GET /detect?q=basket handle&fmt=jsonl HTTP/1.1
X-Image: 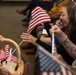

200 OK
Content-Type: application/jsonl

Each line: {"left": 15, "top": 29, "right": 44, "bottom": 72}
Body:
{"left": 1, "top": 37, "right": 21, "bottom": 64}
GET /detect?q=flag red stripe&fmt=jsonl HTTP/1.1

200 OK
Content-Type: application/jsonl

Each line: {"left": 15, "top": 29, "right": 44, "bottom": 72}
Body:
{"left": 32, "top": 11, "right": 49, "bottom": 19}
{"left": 27, "top": 6, "right": 51, "bottom": 33}
{"left": 65, "top": 68, "right": 73, "bottom": 75}
{"left": 28, "top": 17, "right": 50, "bottom": 29}
{"left": 32, "top": 6, "right": 44, "bottom": 14}
{"left": 27, "top": 19, "right": 50, "bottom": 33}
{"left": 0, "top": 49, "right": 6, "bottom": 60}
{"left": 30, "top": 16, "right": 51, "bottom": 24}
{"left": 28, "top": 19, "right": 50, "bottom": 30}
{"left": 28, "top": 18, "right": 50, "bottom": 28}
{"left": 32, "top": 15, "right": 50, "bottom": 22}
{"left": 5, "top": 45, "right": 9, "bottom": 58}
{"left": 32, "top": 7, "right": 50, "bottom": 20}
{"left": 40, "top": 72, "right": 63, "bottom": 75}
{"left": 32, "top": 12, "right": 48, "bottom": 19}
{"left": 11, "top": 55, "right": 17, "bottom": 62}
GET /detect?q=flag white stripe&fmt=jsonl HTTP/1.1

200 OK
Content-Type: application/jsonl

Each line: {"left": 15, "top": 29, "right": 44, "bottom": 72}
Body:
{"left": 32, "top": 6, "right": 44, "bottom": 13}
{"left": 27, "top": 20, "right": 49, "bottom": 33}
{"left": 32, "top": 11, "right": 49, "bottom": 19}
{"left": 28, "top": 17, "right": 50, "bottom": 28}
{"left": 27, "top": 19, "right": 50, "bottom": 33}
{"left": 32, "top": 8, "right": 47, "bottom": 15}
{"left": 32, "top": 12, "right": 48, "bottom": 18}
{"left": 31, "top": 16, "right": 50, "bottom": 23}
{"left": 68, "top": 70, "right": 73, "bottom": 75}
{"left": 43, "top": 72, "right": 47, "bottom": 75}
{"left": 49, "top": 72, "right": 54, "bottom": 75}
{"left": 28, "top": 18, "right": 50, "bottom": 28}
{"left": 61, "top": 65, "right": 72, "bottom": 75}
{"left": 56, "top": 72, "right": 62, "bottom": 75}
{"left": 32, "top": 15, "right": 50, "bottom": 22}
{"left": 5, "top": 45, "right": 9, "bottom": 58}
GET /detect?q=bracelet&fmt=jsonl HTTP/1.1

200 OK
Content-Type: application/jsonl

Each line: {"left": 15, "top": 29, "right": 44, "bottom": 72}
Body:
{"left": 61, "top": 35, "right": 67, "bottom": 43}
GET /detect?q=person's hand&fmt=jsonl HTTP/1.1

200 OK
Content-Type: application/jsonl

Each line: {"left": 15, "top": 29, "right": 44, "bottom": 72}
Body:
{"left": 0, "top": 35, "right": 4, "bottom": 42}
{"left": 52, "top": 53, "right": 67, "bottom": 65}
{"left": 0, "top": 67, "right": 12, "bottom": 75}
{"left": 21, "top": 33, "right": 37, "bottom": 43}
{"left": 49, "top": 25, "right": 64, "bottom": 37}
{"left": 55, "top": 19, "right": 64, "bottom": 28}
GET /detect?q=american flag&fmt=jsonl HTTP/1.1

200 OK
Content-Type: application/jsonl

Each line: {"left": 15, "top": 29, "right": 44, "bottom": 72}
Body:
{"left": 0, "top": 45, "right": 10, "bottom": 61}
{"left": 4, "top": 45, "right": 10, "bottom": 58}
{"left": 0, "top": 49, "right": 6, "bottom": 61}
{"left": 27, "top": 6, "right": 51, "bottom": 33}
{"left": 0, "top": 45, "right": 18, "bottom": 62}
{"left": 37, "top": 45, "right": 74, "bottom": 75}
{"left": 11, "top": 55, "right": 17, "bottom": 62}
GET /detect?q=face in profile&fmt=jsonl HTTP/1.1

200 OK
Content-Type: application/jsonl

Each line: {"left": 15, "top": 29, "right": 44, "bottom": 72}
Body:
{"left": 60, "top": 6, "right": 69, "bottom": 27}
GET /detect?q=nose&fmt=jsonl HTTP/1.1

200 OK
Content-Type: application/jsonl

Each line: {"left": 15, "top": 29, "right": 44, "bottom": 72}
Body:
{"left": 60, "top": 15, "right": 63, "bottom": 19}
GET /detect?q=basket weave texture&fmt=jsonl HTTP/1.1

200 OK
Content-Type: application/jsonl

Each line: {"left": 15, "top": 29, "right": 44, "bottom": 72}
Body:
{"left": 0, "top": 38, "right": 24, "bottom": 75}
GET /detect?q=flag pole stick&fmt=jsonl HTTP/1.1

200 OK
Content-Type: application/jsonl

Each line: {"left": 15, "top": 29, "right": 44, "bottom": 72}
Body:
{"left": 52, "top": 32, "right": 54, "bottom": 53}
{"left": 18, "top": 40, "right": 24, "bottom": 46}
{"left": 11, "top": 40, "right": 23, "bottom": 54}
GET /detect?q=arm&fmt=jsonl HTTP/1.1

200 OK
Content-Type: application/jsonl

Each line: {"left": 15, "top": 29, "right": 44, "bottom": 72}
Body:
{"left": 0, "top": 35, "right": 3, "bottom": 42}
{"left": 50, "top": 25, "right": 76, "bottom": 59}
{"left": 43, "top": 22, "right": 51, "bottom": 37}
{"left": 36, "top": 39, "right": 51, "bottom": 53}
{"left": 21, "top": 33, "right": 52, "bottom": 53}
{"left": 58, "top": 33, "right": 76, "bottom": 59}
{"left": 40, "top": 35, "right": 51, "bottom": 46}
{"left": 52, "top": 53, "right": 67, "bottom": 65}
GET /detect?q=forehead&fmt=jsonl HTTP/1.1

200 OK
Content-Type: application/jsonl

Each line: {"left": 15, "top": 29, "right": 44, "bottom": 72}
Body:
{"left": 61, "top": 6, "right": 67, "bottom": 14}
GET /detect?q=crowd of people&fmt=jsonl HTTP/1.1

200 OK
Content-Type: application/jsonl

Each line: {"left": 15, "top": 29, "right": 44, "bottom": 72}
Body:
{"left": 20, "top": 1, "right": 76, "bottom": 75}
{"left": 17, "top": 0, "right": 57, "bottom": 22}
{"left": 0, "top": 0, "right": 76, "bottom": 75}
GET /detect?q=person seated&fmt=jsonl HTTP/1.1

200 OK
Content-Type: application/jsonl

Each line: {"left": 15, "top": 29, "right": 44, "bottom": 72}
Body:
{"left": 16, "top": 0, "right": 57, "bottom": 24}
{"left": 36, "top": 25, "right": 52, "bottom": 46}
{"left": 48, "top": 0, "right": 70, "bottom": 22}
{"left": 21, "top": 1, "right": 76, "bottom": 66}
{"left": 35, "top": 0, "right": 70, "bottom": 45}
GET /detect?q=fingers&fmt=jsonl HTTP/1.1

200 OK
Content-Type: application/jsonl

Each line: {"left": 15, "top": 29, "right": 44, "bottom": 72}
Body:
{"left": 52, "top": 53, "right": 62, "bottom": 59}
{"left": 55, "top": 19, "right": 64, "bottom": 28}
{"left": 21, "top": 33, "right": 33, "bottom": 43}
{"left": 21, "top": 33, "right": 29, "bottom": 36}
{"left": 49, "top": 25, "right": 58, "bottom": 34}
{"left": 21, "top": 33, "right": 29, "bottom": 39}
{"left": 21, "top": 32, "right": 37, "bottom": 43}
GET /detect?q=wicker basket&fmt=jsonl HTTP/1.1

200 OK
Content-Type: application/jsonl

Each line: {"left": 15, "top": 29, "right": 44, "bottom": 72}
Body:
{"left": 1, "top": 37, "right": 24, "bottom": 75}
